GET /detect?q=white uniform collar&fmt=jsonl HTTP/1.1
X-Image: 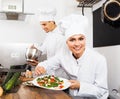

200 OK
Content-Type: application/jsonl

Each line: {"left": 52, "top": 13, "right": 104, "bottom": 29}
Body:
{"left": 69, "top": 48, "right": 87, "bottom": 63}
{"left": 48, "top": 26, "right": 63, "bottom": 35}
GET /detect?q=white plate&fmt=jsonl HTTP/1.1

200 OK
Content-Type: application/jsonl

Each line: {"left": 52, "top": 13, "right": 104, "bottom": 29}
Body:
{"left": 32, "top": 75, "right": 71, "bottom": 90}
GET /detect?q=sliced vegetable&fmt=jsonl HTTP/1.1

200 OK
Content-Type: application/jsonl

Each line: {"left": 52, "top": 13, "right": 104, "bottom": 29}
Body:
{"left": 37, "top": 75, "right": 64, "bottom": 89}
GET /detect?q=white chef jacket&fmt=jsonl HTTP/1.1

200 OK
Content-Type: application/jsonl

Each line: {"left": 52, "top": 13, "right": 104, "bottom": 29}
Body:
{"left": 39, "top": 27, "right": 65, "bottom": 59}
{"left": 38, "top": 47, "right": 109, "bottom": 99}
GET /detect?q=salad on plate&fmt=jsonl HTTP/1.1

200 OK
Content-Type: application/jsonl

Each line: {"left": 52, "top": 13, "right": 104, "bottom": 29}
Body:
{"left": 32, "top": 75, "right": 71, "bottom": 90}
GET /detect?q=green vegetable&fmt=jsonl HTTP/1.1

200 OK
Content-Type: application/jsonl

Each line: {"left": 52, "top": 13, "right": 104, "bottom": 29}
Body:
{"left": 1, "top": 72, "right": 14, "bottom": 87}
{"left": 37, "top": 75, "right": 63, "bottom": 88}
{"left": 3, "top": 72, "right": 21, "bottom": 92}
{"left": 14, "top": 79, "right": 22, "bottom": 86}
{"left": 1, "top": 66, "right": 15, "bottom": 87}
{"left": 50, "top": 82, "right": 58, "bottom": 87}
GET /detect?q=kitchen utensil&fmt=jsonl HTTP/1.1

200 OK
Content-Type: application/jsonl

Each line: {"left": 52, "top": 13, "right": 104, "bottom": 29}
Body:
{"left": 101, "top": 0, "right": 120, "bottom": 28}
{"left": 25, "top": 47, "right": 41, "bottom": 62}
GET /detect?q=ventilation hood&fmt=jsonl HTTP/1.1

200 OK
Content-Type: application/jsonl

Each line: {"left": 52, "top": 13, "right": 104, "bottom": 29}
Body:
{"left": 0, "top": 0, "right": 33, "bottom": 20}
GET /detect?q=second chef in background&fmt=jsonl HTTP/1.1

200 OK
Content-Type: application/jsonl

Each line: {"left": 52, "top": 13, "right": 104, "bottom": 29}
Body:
{"left": 27, "top": 8, "right": 65, "bottom": 75}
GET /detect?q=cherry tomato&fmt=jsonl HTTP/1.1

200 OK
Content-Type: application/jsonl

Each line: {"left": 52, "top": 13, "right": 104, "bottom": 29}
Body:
{"left": 59, "top": 85, "right": 64, "bottom": 89}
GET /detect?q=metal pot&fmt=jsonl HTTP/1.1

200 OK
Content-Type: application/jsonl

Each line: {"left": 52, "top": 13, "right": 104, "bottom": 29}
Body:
{"left": 102, "top": 0, "right": 120, "bottom": 28}
{"left": 103, "top": 0, "right": 120, "bottom": 21}
{"left": 25, "top": 47, "right": 42, "bottom": 62}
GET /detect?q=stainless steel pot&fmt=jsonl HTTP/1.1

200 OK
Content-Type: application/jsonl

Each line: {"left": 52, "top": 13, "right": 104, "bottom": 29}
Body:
{"left": 25, "top": 47, "right": 42, "bottom": 62}
{"left": 101, "top": 0, "right": 120, "bottom": 28}
{"left": 103, "top": 0, "right": 120, "bottom": 21}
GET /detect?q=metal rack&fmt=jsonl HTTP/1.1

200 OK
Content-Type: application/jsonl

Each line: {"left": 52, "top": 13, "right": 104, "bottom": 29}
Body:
{"left": 76, "top": 0, "right": 102, "bottom": 7}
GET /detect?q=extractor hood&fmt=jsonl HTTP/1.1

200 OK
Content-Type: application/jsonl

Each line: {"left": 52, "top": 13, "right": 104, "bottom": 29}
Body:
{"left": 0, "top": 0, "right": 33, "bottom": 20}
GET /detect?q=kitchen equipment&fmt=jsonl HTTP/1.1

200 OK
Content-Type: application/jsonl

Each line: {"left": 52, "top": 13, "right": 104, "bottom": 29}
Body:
{"left": 25, "top": 47, "right": 41, "bottom": 62}
{"left": 0, "top": 64, "right": 27, "bottom": 73}
{"left": 101, "top": 0, "right": 120, "bottom": 28}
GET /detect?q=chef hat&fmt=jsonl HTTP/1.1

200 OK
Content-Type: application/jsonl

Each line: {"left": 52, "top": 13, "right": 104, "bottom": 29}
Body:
{"left": 37, "top": 8, "right": 56, "bottom": 21}
{"left": 58, "top": 14, "right": 88, "bottom": 33}
{"left": 65, "top": 23, "right": 86, "bottom": 41}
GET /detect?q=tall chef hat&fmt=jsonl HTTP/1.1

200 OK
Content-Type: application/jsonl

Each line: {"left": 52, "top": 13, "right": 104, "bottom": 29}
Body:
{"left": 37, "top": 8, "right": 56, "bottom": 21}
{"left": 65, "top": 16, "right": 89, "bottom": 41}
{"left": 58, "top": 14, "right": 88, "bottom": 34}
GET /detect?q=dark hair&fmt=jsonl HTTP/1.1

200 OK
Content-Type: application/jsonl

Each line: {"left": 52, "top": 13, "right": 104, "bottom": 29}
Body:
{"left": 48, "top": 21, "right": 56, "bottom": 24}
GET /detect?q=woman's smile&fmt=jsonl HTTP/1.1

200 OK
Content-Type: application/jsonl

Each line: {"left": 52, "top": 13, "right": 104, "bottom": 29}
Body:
{"left": 66, "top": 34, "right": 86, "bottom": 58}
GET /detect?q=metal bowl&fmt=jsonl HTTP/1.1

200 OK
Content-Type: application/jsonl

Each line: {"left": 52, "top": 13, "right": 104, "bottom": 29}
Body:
{"left": 25, "top": 47, "right": 41, "bottom": 61}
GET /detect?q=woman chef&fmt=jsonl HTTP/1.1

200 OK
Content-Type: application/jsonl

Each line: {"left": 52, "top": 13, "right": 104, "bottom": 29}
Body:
{"left": 34, "top": 16, "right": 109, "bottom": 99}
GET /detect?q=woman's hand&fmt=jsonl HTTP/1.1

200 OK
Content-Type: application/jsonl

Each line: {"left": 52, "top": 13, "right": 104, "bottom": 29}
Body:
{"left": 69, "top": 80, "right": 80, "bottom": 89}
{"left": 35, "top": 66, "right": 46, "bottom": 75}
